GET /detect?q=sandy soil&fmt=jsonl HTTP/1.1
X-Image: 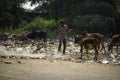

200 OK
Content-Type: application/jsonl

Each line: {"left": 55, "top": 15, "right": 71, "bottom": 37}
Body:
{"left": 0, "top": 58, "right": 120, "bottom": 80}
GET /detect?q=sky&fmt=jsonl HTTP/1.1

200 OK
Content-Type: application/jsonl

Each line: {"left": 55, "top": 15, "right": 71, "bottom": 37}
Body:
{"left": 21, "top": 1, "right": 39, "bottom": 10}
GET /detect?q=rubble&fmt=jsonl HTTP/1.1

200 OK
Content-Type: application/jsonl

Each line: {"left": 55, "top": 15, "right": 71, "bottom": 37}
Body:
{"left": 101, "top": 59, "right": 109, "bottom": 64}
{"left": 17, "top": 61, "right": 22, "bottom": 64}
{"left": 0, "top": 39, "right": 120, "bottom": 65}
{"left": 4, "top": 61, "right": 13, "bottom": 64}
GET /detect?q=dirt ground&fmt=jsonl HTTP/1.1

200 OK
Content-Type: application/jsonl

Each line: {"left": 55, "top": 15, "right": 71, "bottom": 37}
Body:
{"left": 0, "top": 58, "right": 120, "bottom": 80}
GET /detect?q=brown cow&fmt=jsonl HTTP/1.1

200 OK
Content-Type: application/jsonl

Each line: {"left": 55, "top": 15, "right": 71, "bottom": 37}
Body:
{"left": 74, "top": 32, "right": 106, "bottom": 54}
{"left": 80, "top": 36, "right": 100, "bottom": 61}
{"left": 84, "top": 33, "right": 106, "bottom": 53}
{"left": 108, "top": 34, "right": 120, "bottom": 53}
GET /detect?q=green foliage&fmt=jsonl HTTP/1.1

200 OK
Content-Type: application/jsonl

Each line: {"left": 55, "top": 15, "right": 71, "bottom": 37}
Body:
{"left": 115, "top": 0, "right": 120, "bottom": 12}
{"left": 0, "top": 0, "right": 26, "bottom": 29}
{"left": 0, "top": 0, "right": 120, "bottom": 37}
{"left": 24, "top": 17, "right": 57, "bottom": 38}
{"left": 66, "top": 15, "right": 115, "bottom": 35}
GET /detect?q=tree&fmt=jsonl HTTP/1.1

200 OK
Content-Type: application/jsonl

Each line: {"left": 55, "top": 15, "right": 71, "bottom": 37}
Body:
{"left": 28, "top": 0, "right": 120, "bottom": 35}
{"left": 0, "top": 0, "right": 26, "bottom": 29}
{"left": 29, "top": 0, "right": 83, "bottom": 20}
{"left": 29, "top": 0, "right": 120, "bottom": 19}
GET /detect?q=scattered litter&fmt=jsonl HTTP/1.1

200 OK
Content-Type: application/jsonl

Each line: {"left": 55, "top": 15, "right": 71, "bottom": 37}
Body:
{"left": 4, "top": 61, "right": 12, "bottom": 64}
{"left": 0, "top": 40, "right": 120, "bottom": 65}
{"left": 101, "top": 59, "right": 109, "bottom": 64}
{"left": 17, "top": 61, "right": 22, "bottom": 64}
{"left": 76, "top": 59, "right": 85, "bottom": 63}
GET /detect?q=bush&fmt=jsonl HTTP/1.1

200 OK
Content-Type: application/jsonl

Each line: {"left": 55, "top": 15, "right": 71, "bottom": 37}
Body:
{"left": 68, "top": 15, "right": 115, "bottom": 36}
{"left": 23, "top": 17, "right": 58, "bottom": 38}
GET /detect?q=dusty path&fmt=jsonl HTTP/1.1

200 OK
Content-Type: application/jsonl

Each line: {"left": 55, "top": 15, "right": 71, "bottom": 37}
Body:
{"left": 0, "top": 58, "right": 120, "bottom": 80}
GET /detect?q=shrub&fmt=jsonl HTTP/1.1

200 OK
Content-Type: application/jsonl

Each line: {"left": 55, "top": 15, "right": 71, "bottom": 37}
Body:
{"left": 24, "top": 17, "right": 58, "bottom": 38}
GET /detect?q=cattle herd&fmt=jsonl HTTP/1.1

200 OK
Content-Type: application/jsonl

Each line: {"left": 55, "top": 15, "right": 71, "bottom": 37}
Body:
{"left": 0, "top": 30, "right": 120, "bottom": 61}
{"left": 74, "top": 32, "right": 120, "bottom": 61}
{"left": 0, "top": 30, "right": 47, "bottom": 44}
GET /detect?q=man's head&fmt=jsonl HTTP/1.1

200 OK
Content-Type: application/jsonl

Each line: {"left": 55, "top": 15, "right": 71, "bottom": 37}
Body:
{"left": 82, "top": 31, "right": 87, "bottom": 35}
{"left": 60, "top": 21, "right": 64, "bottom": 24}
{"left": 59, "top": 21, "right": 64, "bottom": 27}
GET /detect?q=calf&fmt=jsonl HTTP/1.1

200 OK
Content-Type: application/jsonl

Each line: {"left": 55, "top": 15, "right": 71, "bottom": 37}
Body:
{"left": 80, "top": 37, "right": 100, "bottom": 61}
{"left": 74, "top": 33, "right": 106, "bottom": 53}
{"left": 87, "top": 33, "right": 106, "bottom": 53}
{"left": 27, "top": 30, "right": 47, "bottom": 43}
{"left": 108, "top": 34, "right": 120, "bottom": 53}
{"left": 74, "top": 34, "right": 81, "bottom": 44}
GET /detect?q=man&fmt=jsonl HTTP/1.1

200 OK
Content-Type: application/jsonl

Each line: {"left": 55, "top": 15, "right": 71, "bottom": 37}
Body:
{"left": 57, "top": 21, "right": 70, "bottom": 54}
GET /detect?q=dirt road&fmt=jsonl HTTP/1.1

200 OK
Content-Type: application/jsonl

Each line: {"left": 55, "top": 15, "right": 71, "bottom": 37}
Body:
{"left": 0, "top": 58, "right": 120, "bottom": 80}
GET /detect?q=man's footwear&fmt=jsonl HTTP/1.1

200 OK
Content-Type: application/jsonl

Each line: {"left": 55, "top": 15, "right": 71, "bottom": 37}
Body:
{"left": 63, "top": 52, "right": 65, "bottom": 55}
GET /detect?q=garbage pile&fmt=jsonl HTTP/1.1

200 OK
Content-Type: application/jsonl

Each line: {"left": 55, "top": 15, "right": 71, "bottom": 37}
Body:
{"left": 0, "top": 39, "right": 120, "bottom": 65}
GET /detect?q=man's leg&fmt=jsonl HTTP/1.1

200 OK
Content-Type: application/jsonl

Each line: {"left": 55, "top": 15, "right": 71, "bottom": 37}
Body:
{"left": 63, "top": 38, "right": 66, "bottom": 54}
{"left": 58, "top": 38, "right": 62, "bottom": 52}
